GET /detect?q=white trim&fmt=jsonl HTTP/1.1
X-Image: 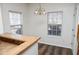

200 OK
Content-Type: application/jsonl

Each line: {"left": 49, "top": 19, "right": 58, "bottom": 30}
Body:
{"left": 72, "top": 3, "right": 78, "bottom": 55}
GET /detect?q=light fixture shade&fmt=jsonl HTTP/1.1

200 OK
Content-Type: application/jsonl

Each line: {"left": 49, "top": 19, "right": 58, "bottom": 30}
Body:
{"left": 34, "top": 4, "right": 46, "bottom": 15}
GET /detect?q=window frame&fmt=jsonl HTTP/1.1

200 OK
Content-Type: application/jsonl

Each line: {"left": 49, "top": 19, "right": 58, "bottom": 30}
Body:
{"left": 8, "top": 10, "right": 23, "bottom": 34}
{"left": 47, "top": 11, "right": 63, "bottom": 37}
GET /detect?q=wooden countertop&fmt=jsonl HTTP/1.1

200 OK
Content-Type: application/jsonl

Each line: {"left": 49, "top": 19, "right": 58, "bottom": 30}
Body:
{"left": 0, "top": 33, "right": 40, "bottom": 55}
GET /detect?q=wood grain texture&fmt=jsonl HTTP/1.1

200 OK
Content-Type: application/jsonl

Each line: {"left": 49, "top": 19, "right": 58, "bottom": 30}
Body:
{"left": 38, "top": 43, "right": 73, "bottom": 55}
{"left": 0, "top": 40, "right": 18, "bottom": 55}
{"left": 0, "top": 33, "right": 40, "bottom": 55}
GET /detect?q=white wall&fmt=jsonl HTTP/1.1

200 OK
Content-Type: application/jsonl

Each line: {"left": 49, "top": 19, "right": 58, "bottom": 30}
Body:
{"left": 0, "top": 4, "right": 3, "bottom": 34}
{"left": 1, "top": 3, "right": 28, "bottom": 33}
{"left": 1, "top": 3, "right": 76, "bottom": 49}
{"left": 23, "top": 3, "right": 75, "bottom": 48}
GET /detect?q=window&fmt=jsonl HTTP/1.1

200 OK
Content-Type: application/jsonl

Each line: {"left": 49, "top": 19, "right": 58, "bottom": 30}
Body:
{"left": 47, "top": 11, "right": 63, "bottom": 36}
{"left": 9, "top": 11, "right": 23, "bottom": 34}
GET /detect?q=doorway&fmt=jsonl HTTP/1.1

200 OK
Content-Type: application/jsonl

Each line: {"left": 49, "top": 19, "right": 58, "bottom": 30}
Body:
{"left": 76, "top": 5, "right": 79, "bottom": 54}
{"left": 77, "top": 24, "right": 79, "bottom": 54}
{"left": 77, "top": 13, "right": 79, "bottom": 54}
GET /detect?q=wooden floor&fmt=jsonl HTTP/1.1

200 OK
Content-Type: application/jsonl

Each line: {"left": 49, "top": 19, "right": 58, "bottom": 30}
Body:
{"left": 38, "top": 43, "right": 73, "bottom": 55}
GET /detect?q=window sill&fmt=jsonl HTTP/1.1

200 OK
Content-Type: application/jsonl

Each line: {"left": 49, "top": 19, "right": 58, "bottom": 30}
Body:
{"left": 48, "top": 35, "right": 61, "bottom": 38}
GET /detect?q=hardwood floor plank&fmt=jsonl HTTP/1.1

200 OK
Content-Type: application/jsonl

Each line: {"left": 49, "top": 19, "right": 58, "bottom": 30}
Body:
{"left": 38, "top": 43, "right": 73, "bottom": 55}
{"left": 45, "top": 46, "right": 53, "bottom": 55}
{"left": 38, "top": 44, "right": 48, "bottom": 55}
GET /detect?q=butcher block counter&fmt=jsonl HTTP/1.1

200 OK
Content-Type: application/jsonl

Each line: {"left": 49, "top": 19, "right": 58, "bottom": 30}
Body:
{"left": 0, "top": 33, "right": 40, "bottom": 55}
